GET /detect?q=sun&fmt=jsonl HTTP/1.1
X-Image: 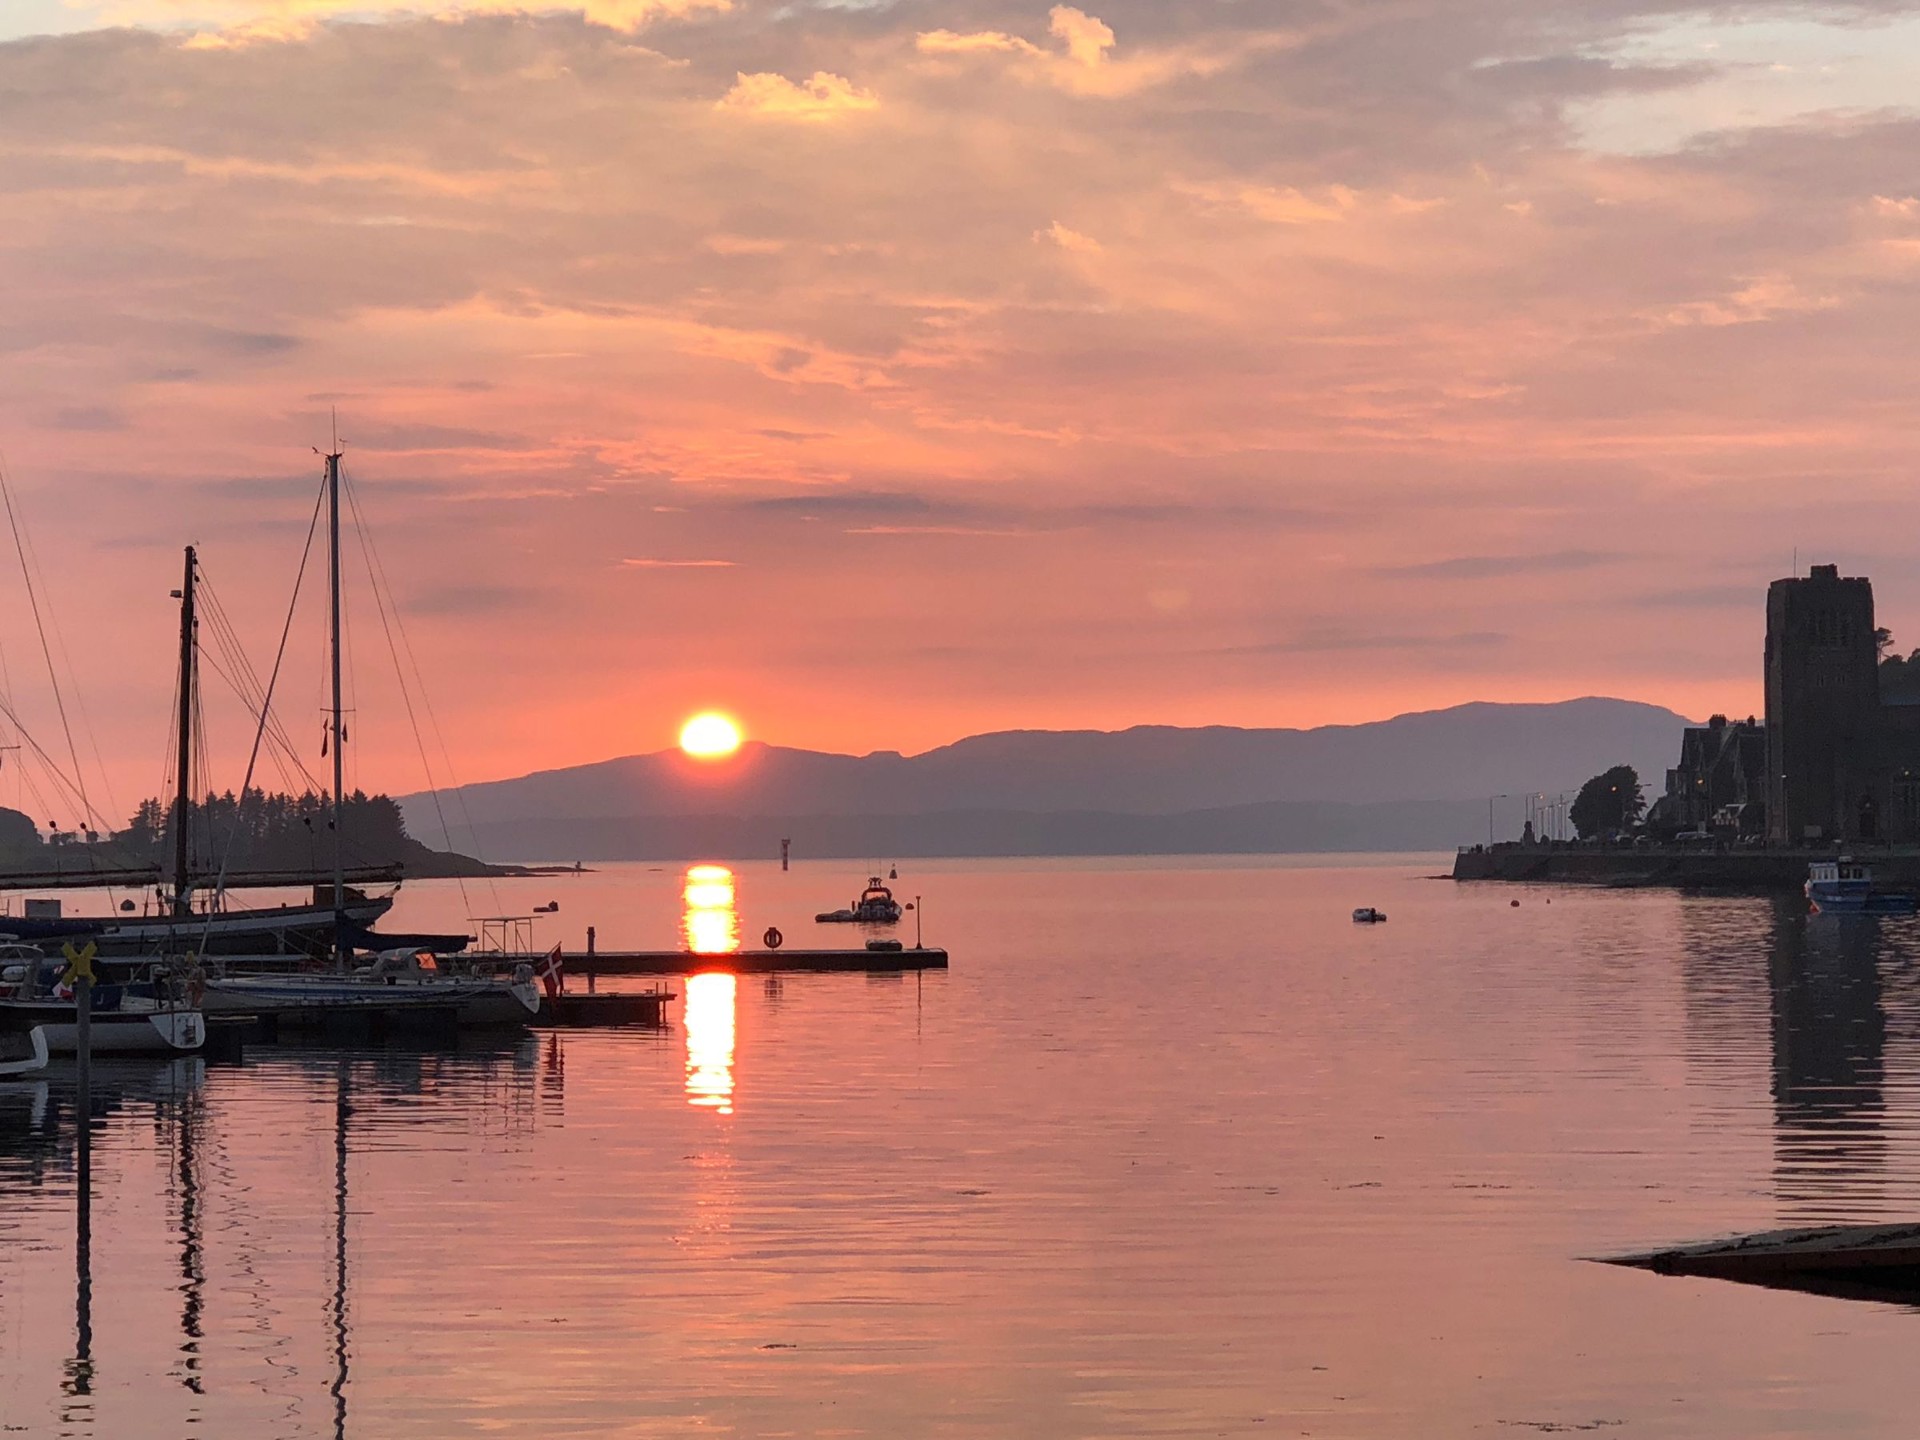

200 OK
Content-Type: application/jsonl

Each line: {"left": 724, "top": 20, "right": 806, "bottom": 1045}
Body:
{"left": 679, "top": 711, "right": 744, "bottom": 760}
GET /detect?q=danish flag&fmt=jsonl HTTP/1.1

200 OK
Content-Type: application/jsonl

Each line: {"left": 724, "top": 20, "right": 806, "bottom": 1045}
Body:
{"left": 537, "top": 944, "right": 565, "bottom": 999}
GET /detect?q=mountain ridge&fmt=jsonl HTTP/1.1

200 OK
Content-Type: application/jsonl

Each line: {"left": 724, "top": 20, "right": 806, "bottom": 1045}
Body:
{"left": 400, "top": 697, "right": 1695, "bottom": 857}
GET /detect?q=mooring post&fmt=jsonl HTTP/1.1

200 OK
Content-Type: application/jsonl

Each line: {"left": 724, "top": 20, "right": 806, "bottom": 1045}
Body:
{"left": 586, "top": 925, "right": 596, "bottom": 994}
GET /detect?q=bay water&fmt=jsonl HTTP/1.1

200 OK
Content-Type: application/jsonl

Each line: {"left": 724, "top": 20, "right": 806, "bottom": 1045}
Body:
{"left": 2, "top": 855, "right": 1918, "bottom": 1437}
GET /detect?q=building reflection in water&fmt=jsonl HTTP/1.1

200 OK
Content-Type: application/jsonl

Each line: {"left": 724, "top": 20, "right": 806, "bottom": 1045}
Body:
{"left": 1679, "top": 896, "right": 1898, "bottom": 1222}
{"left": 684, "top": 972, "right": 738, "bottom": 1115}
{"left": 1767, "top": 901, "right": 1888, "bottom": 1220}
{"left": 682, "top": 865, "right": 740, "bottom": 956}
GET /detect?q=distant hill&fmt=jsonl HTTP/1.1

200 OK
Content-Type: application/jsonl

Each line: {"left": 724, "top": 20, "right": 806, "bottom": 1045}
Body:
{"left": 399, "top": 698, "right": 1691, "bottom": 860}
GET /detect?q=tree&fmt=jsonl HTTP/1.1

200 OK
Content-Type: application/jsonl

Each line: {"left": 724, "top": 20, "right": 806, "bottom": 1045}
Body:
{"left": 1571, "top": 765, "right": 1645, "bottom": 840}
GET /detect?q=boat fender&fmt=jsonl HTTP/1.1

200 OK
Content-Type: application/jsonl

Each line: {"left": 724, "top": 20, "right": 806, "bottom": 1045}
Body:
{"left": 764, "top": 926, "right": 784, "bottom": 950}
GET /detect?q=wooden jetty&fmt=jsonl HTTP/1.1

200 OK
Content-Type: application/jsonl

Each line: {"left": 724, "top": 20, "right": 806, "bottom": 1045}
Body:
{"left": 1600, "top": 1223, "right": 1920, "bottom": 1303}
{"left": 576, "top": 946, "right": 948, "bottom": 977}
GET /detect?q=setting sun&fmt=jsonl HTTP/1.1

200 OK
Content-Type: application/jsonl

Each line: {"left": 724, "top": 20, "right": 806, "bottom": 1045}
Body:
{"left": 679, "top": 711, "right": 743, "bottom": 760}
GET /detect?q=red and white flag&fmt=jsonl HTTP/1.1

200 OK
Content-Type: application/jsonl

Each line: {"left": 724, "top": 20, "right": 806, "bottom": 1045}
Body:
{"left": 538, "top": 943, "right": 564, "bottom": 998}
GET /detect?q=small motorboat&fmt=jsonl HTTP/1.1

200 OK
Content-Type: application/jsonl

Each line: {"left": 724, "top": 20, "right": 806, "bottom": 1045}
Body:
{"left": 1351, "top": 907, "right": 1387, "bottom": 924}
{"left": 816, "top": 877, "right": 904, "bottom": 925}
{"left": 1806, "top": 858, "right": 1918, "bottom": 916}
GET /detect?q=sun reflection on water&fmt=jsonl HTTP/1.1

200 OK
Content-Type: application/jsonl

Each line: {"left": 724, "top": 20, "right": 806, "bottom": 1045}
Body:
{"left": 682, "top": 864, "right": 739, "bottom": 955}
{"left": 683, "top": 972, "right": 737, "bottom": 1114}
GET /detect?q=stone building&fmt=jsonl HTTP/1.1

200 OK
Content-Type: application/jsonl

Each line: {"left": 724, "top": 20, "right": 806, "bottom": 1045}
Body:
{"left": 1650, "top": 714, "right": 1765, "bottom": 836}
{"left": 1765, "top": 564, "right": 1920, "bottom": 844}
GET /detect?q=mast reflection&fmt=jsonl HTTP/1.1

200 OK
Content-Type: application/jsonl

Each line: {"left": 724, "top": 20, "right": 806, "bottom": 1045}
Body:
{"left": 177, "top": 1088, "right": 205, "bottom": 1395}
{"left": 684, "top": 973, "right": 738, "bottom": 1114}
{"left": 331, "top": 1059, "right": 352, "bottom": 1440}
{"left": 682, "top": 865, "right": 740, "bottom": 955}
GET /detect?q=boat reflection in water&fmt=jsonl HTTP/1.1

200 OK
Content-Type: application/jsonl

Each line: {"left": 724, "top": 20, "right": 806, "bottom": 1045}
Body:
{"left": 684, "top": 973, "right": 737, "bottom": 1114}
{"left": 681, "top": 865, "right": 739, "bottom": 957}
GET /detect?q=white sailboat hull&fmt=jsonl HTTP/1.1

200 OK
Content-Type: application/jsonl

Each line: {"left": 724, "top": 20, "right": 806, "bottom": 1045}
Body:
{"left": 5, "top": 1005, "right": 205, "bottom": 1054}
{"left": 0, "top": 1025, "right": 48, "bottom": 1076}
{"left": 205, "top": 973, "right": 539, "bottom": 1026}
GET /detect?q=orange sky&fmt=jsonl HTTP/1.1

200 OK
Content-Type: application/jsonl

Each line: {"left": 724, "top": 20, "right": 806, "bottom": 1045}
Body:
{"left": 4, "top": 0, "right": 1920, "bottom": 819}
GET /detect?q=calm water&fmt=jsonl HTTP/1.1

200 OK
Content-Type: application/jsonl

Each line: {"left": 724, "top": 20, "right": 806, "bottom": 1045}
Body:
{"left": 5, "top": 855, "right": 1920, "bottom": 1437}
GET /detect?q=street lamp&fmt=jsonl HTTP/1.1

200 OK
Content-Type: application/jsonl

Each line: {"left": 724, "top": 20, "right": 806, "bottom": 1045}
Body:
{"left": 1489, "top": 793, "right": 1508, "bottom": 846}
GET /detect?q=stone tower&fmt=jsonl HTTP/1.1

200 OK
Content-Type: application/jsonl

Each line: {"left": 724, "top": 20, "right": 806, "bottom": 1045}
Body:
{"left": 1765, "top": 565, "right": 1880, "bottom": 844}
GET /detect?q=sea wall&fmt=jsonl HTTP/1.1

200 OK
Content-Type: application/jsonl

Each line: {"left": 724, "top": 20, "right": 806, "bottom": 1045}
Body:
{"left": 1452, "top": 844, "right": 1920, "bottom": 890}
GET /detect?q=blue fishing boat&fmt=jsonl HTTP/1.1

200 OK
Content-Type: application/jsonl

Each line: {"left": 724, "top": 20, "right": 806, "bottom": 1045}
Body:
{"left": 1805, "top": 858, "right": 1918, "bottom": 915}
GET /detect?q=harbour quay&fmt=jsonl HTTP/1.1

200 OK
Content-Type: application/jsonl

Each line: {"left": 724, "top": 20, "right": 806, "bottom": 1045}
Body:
{"left": 1451, "top": 842, "right": 1920, "bottom": 891}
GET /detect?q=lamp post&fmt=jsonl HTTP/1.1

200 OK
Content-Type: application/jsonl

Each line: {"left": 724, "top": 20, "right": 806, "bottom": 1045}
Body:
{"left": 1488, "top": 793, "right": 1508, "bottom": 846}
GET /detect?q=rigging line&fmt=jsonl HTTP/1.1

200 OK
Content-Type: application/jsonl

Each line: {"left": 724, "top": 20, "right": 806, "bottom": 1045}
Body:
{"left": 196, "top": 471, "right": 327, "bottom": 953}
{"left": 195, "top": 593, "right": 321, "bottom": 793}
{"left": 341, "top": 471, "right": 495, "bottom": 909}
{"left": 0, "top": 464, "right": 92, "bottom": 830}
{"left": 195, "top": 569, "right": 325, "bottom": 794}
{"left": 198, "top": 649, "right": 318, "bottom": 797}
{"left": 340, "top": 470, "right": 478, "bottom": 915}
{"left": 4, "top": 466, "right": 120, "bottom": 831}
{"left": 0, "top": 693, "right": 108, "bottom": 825}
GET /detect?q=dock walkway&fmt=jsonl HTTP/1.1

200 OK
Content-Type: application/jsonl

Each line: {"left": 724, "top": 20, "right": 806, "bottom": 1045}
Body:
{"left": 578, "top": 946, "right": 948, "bottom": 976}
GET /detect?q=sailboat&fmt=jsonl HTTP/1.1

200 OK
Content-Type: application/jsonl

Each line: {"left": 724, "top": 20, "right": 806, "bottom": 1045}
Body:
{"left": 0, "top": 545, "right": 395, "bottom": 957}
{"left": 201, "top": 448, "right": 537, "bottom": 1027}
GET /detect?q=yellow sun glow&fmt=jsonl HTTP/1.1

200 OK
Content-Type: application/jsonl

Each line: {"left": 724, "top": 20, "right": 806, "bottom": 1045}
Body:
{"left": 679, "top": 711, "right": 743, "bottom": 759}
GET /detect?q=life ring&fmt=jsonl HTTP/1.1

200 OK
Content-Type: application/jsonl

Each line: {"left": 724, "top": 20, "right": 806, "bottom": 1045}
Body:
{"left": 763, "top": 926, "right": 784, "bottom": 950}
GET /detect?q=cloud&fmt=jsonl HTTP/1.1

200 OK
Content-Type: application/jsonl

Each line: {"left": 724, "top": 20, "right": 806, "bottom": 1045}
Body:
{"left": 98, "top": 0, "right": 728, "bottom": 43}
{"left": 1374, "top": 550, "right": 1620, "bottom": 580}
{"left": 914, "top": 29, "right": 1041, "bottom": 60}
{"left": 844, "top": 524, "right": 1033, "bottom": 537}
{"left": 1036, "top": 220, "right": 1101, "bottom": 253}
{"left": 1221, "top": 630, "right": 1510, "bottom": 655}
{"left": 1048, "top": 6, "right": 1114, "bottom": 69}
{"left": 716, "top": 70, "right": 878, "bottom": 120}
{"left": 746, "top": 491, "right": 943, "bottom": 516}
{"left": 404, "top": 581, "right": 548, "bottom": 615}
{"left": 1651, "top": 273, "right": 1840, "bottom": 329}
{"left": 620, "top": 557, "right": 738, "bottom": 568}
{"left": 48, "top": 405, "right": 130, "bottom": 432}
{"left": 915, "top": 5, "right": 1260, "bottom": 96}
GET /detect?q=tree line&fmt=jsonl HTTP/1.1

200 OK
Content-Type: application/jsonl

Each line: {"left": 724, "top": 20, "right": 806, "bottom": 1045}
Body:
{"left": 117, "top": 788, "right": 415, "bottom": 871}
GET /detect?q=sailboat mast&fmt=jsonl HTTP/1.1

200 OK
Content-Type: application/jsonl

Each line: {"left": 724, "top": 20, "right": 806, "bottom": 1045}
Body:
{"left": 171, "top": 545, "right": 196, "bottom": 919}
{"left": 326, "top": 449, "right": 346, "bottom": 968}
